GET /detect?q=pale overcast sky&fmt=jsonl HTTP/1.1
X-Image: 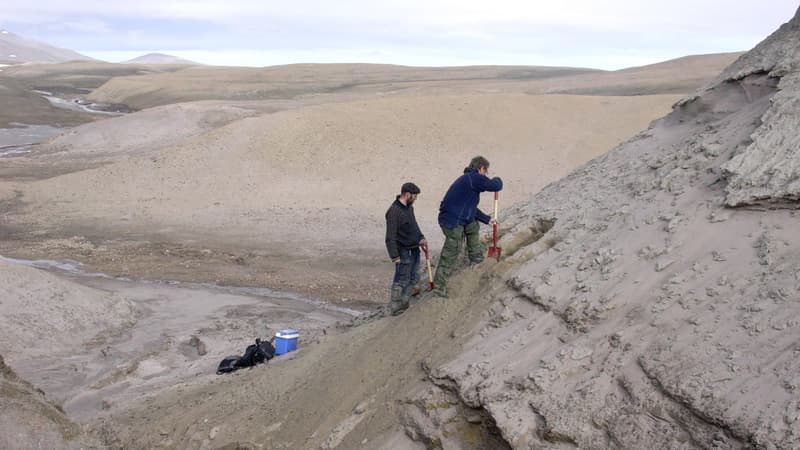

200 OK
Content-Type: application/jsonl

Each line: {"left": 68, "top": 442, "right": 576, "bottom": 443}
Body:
{"left": 3, "top": 1, "right": 798, "bottom": 69}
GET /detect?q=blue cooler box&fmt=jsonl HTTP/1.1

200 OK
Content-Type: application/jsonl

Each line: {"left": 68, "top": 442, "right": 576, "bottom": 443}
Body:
{"left": 274, "top": 329, "right": 300, "bottom": 355}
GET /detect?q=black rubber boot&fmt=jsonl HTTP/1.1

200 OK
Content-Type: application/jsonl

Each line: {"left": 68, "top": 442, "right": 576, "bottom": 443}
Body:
{"left": 389, "top": 284, "right": 408, "bottom": 316}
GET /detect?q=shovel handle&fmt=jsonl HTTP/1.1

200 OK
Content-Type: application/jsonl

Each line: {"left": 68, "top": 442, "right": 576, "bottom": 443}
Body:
{"left": 423, "top": 245, "right": 435, "bottom": 289}
{"left": 488, "top": 192, "right": 501, "bottom": 261}
{"left": 493, "top": 191, "right": 499, "bottom": 220}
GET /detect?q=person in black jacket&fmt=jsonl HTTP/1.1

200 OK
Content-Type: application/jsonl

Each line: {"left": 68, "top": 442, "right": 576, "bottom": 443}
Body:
{"left": 385, "top": 182, "right": 427, "bottom": 316}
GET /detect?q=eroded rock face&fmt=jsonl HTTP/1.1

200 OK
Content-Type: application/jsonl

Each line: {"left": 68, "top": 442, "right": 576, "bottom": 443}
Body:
{"left": 722, "top": 71, "right": 800, "bottom": 206}
{"left": 718, "top": 6, "right": 800, "bottom": 207}
{"left": 413, "top": 8, "right": 800, "bottom": 449}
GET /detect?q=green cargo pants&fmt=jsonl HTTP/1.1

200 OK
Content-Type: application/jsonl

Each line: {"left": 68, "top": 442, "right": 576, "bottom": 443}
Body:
{"left": 432, "top": 220, "right": 483, "bottom": 297}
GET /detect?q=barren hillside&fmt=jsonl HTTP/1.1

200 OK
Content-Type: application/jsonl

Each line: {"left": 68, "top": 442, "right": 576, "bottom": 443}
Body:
{"left": 0, "top": 260, "right": 131, "bottom": 449}
{"left": 0, "top": 19, "right": 784, "bottom": 450}
{"left": 0, "top": 61, "right": 193, "bottom": 127}
{"left": 543, "top": 52, "right": 746, "bottom": 95}
{"left": 3, "top": 92, "right": 680, "bottom": 304}
{"left": 83, "top": 55, "right": 741, "bottom": 112}
{"left": 85, "top": 7, "right": 800, "bottom": 449}
{"left": 1, "top": 354, "right": 94, "bottom": 450}
{"left": 405, "top": 9, "right": 800, "bottom": 448}
{"left": 86, "top": 64, "right": 601, "bottom": 110}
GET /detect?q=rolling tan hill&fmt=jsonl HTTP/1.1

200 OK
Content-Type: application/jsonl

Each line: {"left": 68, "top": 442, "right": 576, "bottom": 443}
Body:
{"left": 123, "top": 52, "right": 202, "bottom": 65}
{"left": 7, "top": 92, "right": 681, "bottom": 303}
{"left": 0, "top": 61, "right": 193, "bottom": 127}
{"left": 542, "top": 51, "right": 746, "bottom": 95}
{"left": 83, "top": 54, "right": 741, "bottom": 111}
{"left": 86, "top": 63, "right": 602, "bottom": 110}
{"left": 1, "top": 52, "right": 742, "bottom": 303}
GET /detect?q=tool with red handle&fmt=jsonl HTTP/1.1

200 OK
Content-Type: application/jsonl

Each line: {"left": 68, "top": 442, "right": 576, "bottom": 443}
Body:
{"left": 422, "top": 243, "right": 435, "bottom": 290}
{"left": 487, "top": 192, "right": 501, "bottom": 261}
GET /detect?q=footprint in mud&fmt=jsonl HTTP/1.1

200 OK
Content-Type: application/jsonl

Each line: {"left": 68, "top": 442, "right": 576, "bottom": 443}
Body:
{"left": 178, "top": 335, "right": 208, "bottom": 360}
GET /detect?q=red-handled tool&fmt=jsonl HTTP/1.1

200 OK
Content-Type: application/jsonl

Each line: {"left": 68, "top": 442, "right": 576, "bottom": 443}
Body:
{"left": 487, "top": 192, "right": 501, "bottom": 261}
{"left": 422, "top": 244, "right": 435, "bottom": 290}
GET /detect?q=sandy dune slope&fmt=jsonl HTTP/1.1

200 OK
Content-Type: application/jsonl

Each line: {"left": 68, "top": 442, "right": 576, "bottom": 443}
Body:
{"left": 0, "top": 260, "right": 137, "bottom": 362}
{"left": 42, "top": 101, "right": 260, "bottom": 159}
{"left": 17, "top": 93, "right": 680, "bottom": 273}
{"left": 1, "top": 355, "right": 95, "bottom": 450}
{"left": 0, "top": 260, "right": 133, "bottom": 448}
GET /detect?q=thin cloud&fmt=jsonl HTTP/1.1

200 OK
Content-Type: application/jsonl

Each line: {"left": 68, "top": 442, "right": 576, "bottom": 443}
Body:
{"left": 3, "top": 1, "right": 798, "bottom": 69}
{"left": 60, "top": 19, "right": 112, "bottom": 34}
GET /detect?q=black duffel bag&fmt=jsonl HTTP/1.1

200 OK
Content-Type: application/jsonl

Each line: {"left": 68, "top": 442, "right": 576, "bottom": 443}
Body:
{"left": 216, "top": 338, "right": 276, "bottom": 375}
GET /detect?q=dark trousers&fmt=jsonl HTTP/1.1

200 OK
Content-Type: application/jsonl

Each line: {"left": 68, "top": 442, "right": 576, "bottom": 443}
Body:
{"left": 390, "top": 247, "right": 420, "bottom": 313}
{"left": 433, "top": 220, "right": 483, "bottom": 297}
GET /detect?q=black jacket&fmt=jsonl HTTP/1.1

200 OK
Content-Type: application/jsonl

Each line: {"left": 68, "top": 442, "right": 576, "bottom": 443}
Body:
{"left": 385, "top": 197, "right": 425, "bottom": 260}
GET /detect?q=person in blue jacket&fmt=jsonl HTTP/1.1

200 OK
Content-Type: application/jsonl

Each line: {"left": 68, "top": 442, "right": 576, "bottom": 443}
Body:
{"left": 433, "top": 156, "right": 503, "bottom": 298}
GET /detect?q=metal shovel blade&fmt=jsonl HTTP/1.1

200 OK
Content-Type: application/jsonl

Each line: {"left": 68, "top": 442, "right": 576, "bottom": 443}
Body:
{"left": 487, "top": 245, "right": 501, "bottom": 261}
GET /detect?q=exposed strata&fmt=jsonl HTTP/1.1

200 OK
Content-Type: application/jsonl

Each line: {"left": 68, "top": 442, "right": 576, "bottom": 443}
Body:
{"left": 716, "top": 6, "right": 800, "bottom": 207}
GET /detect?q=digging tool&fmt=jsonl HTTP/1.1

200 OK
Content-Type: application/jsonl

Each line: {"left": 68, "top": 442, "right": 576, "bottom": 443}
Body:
{"left": 422, "top": 243, "right": 435, "bottom": 290}
{"left": 487, "top": 192, "right": 501, "bottom": 261}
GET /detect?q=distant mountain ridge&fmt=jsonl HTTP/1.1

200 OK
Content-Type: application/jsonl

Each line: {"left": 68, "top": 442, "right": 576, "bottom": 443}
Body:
{"left": 123, "top": 53, "right": 202, "bottom": 65}
{"left": 0, "top": 30, "right": 91, "bottom": 64}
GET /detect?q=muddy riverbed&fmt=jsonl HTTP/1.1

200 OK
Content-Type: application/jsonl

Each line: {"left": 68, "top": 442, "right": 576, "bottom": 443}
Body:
{"left": 1, "top": 256, "right": 361, "bottom": 423}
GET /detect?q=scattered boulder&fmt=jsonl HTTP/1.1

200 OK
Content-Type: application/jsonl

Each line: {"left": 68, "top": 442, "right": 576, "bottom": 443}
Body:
{"left": 179, "top": 335, "right": 208, "bottom": 359}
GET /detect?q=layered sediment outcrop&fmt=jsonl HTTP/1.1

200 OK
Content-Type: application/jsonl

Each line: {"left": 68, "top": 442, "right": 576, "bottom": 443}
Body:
{"left": 718, "top": 8, "right": 800, "bottom": 206}
{"left": 409, "top": 7, "right": 800, "bottom": 449}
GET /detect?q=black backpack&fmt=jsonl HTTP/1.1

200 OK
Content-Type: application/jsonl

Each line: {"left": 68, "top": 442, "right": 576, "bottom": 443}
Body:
{"left": 216, "top": 338, "right": 276, "bottom": 375}
{"left": 216, "top": 356, "right": 241, "bottom": 374}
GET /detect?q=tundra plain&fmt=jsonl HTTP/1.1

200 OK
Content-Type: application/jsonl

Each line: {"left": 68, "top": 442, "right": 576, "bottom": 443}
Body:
{"left": 6, "top": 37, "right": 796, "bottom": 449}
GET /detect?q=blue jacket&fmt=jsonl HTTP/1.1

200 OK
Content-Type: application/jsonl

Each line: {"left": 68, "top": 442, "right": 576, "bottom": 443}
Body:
{"left": 438, "top": 168, "right": 503, "bottom": 228}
